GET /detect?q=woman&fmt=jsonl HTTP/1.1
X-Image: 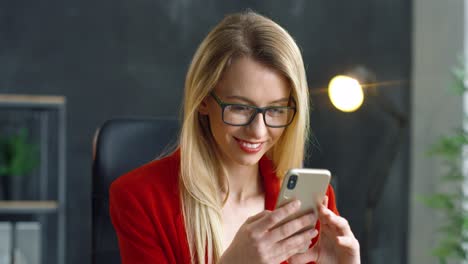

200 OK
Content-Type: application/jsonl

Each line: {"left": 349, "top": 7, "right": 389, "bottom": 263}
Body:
{"left": 110, "top": 10, "right": 360, "bottom": 264}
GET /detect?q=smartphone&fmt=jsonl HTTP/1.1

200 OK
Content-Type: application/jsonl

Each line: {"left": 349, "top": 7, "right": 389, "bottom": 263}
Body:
{"left": 274, "top": 168, "right": 331, "bottom": 238}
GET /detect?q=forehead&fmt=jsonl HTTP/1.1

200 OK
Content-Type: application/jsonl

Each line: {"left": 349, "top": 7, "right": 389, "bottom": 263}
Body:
{"left": 214, "top": 57, "right": 291, "bottom": 102}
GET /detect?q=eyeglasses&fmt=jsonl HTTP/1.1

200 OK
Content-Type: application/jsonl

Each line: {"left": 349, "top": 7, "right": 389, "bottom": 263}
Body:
{"left": 210, "top": 92, "right": 297, "bottom": 128}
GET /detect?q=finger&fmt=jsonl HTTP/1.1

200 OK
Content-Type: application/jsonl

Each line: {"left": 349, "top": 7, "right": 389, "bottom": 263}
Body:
{"left": 320, "top": 220, "right": 336, "bottom": 239}
{"left": 321, "top": 195, "right": 329, "bottom": 207}
{"left": 319, "top": 205, "right": 350, "bottom": 236}
{"left": 273, "top": 228, "right": 318, "bottom": 261}
{"left": 265, "top": 212, "right": 317, "bottom": 243}
{"left": 287, "top": 246, "right": 318, "bottom": 264}
{"left": 319, "top": 205, "right": 354, "bottom": 237}
{"left": 245, "top": 210, "right": 270, "bottom": 224}
{"left": 250, "top": 199, "right": 301, "bottom": 233}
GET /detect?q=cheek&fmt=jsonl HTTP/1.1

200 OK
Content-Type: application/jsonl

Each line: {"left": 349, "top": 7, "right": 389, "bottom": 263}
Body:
{"left": 270, "top": 128, "right": 286, "bottom": 143}
{"left": 206, "top": 105, "right": 224, "bottom": 132}
{"left": 208, "top": 113, "right": 237, "bottom": 140}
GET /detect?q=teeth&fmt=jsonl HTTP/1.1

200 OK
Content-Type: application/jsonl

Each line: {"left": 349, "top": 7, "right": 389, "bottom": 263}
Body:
{"left": 240, "top": 141, "right": 261, "bottom": 149}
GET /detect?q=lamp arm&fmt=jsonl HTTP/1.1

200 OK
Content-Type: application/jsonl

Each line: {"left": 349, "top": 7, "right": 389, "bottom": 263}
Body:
{"left": 361, "top": 93, "right": 408, "bottom": 264}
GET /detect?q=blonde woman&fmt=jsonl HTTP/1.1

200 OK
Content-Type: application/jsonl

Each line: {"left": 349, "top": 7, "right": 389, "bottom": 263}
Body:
{"left": 110, "top": 10, "right": 360, "bottom": 264}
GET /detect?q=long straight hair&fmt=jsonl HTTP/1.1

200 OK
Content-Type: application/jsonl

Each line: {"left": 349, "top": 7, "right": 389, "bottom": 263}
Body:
{"left": 179, "top": 10, "right": 310, "bottom": 263}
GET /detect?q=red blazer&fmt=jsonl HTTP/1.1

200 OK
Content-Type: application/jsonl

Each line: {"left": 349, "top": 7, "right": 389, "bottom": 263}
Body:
{"left": 110, "top": 149, "right": 338, "bottom": 264}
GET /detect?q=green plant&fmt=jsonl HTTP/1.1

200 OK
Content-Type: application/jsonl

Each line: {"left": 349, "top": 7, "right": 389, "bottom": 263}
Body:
{"left": 422, "top": 64, "right": 468, "bottom": 264}
{"left": 0, "top": 128, "right": 39, "bottom": 176}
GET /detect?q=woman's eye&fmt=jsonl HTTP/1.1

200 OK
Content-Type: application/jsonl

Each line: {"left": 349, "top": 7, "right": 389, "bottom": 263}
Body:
{"left": 269, "top": 108, "right": 286, "bottom": 115}
{"left": 230, "top": 105, "right": 251, "bottom": 112}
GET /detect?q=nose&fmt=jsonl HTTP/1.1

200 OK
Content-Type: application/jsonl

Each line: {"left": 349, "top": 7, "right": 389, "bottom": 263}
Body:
{"left": 246, "top": 112, "right": 268, "bottom": 139}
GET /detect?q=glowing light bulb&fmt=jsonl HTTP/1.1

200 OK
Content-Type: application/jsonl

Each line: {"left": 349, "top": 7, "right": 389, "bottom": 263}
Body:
{"left": 328, "top": 75, "right": 364, "bottom": 112}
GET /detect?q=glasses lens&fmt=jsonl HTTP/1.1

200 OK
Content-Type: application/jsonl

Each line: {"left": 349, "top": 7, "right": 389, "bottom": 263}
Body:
{"left": 224, "top": 105, "right": 256, "bottom": 125}
{"left": 265, "top": 107, "right": 295, "bottom": 127}
{"left": 223, "top": 104, "right": 295, "bottom": 127}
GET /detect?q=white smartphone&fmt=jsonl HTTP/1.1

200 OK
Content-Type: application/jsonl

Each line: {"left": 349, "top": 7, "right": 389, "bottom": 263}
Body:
{"left": 274, "top": 168, "right": 331, "bottom": 238}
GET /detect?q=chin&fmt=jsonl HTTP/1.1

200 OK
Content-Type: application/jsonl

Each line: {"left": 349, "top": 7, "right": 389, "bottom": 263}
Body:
{"left": 231, "top": 148, "right": 267, "bottom": 166}
{"left": 234, "top": 156, "right": 262, "bottom": 167}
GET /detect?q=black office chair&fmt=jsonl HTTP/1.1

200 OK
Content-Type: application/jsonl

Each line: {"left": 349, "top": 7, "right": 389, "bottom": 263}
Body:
{"left": 91, "top": 117, "right": 179, "bottom": 264}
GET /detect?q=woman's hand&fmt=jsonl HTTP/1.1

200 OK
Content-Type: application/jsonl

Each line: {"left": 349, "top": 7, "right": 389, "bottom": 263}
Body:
{"left": 219, "top": 199, "right": 319, "bottom": 264}
{"left": 287, "top": 196, "right": 360, "bottom": 264}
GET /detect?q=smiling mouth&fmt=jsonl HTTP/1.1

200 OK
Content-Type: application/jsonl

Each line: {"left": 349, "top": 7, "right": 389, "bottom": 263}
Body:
{"left": 234, "top": 137, "right": 264, "bottom": 153}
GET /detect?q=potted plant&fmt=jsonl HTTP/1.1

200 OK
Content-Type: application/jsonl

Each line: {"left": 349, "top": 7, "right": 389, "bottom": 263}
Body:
{"left": 0, "top": 128, "right": 39, "bottom": 200}
{"left": 423, "top": 64, "right": 468, "bottom": 264}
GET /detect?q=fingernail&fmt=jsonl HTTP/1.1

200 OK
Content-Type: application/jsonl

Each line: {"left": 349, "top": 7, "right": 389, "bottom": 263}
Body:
{"left": 293, "top": 200, "right": 301, "bottom": 208}
{"left": 309, "top": 229, "right": 318, "bottom": 237}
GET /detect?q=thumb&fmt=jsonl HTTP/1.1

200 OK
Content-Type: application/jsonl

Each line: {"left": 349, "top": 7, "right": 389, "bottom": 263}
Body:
{"left": 322, "top": 195, "right": 329, "bottom": 207}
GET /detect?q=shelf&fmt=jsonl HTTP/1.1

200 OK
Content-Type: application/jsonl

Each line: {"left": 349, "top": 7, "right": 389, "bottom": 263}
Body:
{"left": 0, "top": 201, "right": 58, "bottom": 214}
{"left": 0, "top": 94, "right": 65, "bottom": 108}
{"left": 0, "top": 95, "right": 66, "bottom": 263}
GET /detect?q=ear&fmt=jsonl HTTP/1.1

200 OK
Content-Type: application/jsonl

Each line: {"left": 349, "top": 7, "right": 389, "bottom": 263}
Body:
{"left": 198, "top": 97, "right": 210, "bottom": 115}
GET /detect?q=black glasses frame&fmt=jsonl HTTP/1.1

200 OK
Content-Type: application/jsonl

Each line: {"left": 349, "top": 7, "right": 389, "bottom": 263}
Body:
{"left": 210, "top": 91, "right": 297, "bottom": 128}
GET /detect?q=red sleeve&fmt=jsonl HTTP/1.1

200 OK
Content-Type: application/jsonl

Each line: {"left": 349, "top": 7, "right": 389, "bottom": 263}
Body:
{"left": 324, "top": 184, "right": 339, "bottom": 215}
{"left": 109, "top": 181, "right": 169, "bottom": 264}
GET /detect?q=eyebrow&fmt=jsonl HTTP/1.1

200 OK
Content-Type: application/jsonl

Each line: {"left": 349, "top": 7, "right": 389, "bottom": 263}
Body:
{"left": 225, "top": 95, "right": 290, "bottom": 105}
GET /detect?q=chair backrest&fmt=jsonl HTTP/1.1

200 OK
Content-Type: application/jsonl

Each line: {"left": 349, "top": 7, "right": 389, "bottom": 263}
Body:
{"left": 91, "top": 117, "right": 179, "bottom": 264}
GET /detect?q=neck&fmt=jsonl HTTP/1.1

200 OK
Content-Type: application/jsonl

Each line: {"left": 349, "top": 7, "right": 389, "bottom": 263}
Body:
{"left": 222, "top": 163, "right": 263, "bottom": 203}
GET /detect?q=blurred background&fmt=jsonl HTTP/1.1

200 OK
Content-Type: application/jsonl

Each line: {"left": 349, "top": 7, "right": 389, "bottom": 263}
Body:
{"left": 0, "top": 0, "right": 464, "bottom": 263}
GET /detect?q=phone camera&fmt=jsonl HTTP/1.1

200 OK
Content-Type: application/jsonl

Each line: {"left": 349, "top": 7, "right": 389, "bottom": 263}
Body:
{"left": 287, "top": 175, "right": 297, "bottom": 190}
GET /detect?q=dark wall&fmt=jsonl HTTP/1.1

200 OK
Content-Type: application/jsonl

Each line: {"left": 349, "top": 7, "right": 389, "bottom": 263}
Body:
{"left": 0, "top": 1, "right": 411, "bottom": 263}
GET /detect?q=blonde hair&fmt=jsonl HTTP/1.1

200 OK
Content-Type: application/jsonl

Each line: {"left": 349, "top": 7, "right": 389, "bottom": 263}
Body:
{"left": 179, "top": 10, "right": 310, "bottom": 263}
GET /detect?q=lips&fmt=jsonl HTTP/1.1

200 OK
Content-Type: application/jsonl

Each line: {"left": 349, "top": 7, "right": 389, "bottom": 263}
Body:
{"left": 234, "top": 137, "right": 264, "bottom": 153}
